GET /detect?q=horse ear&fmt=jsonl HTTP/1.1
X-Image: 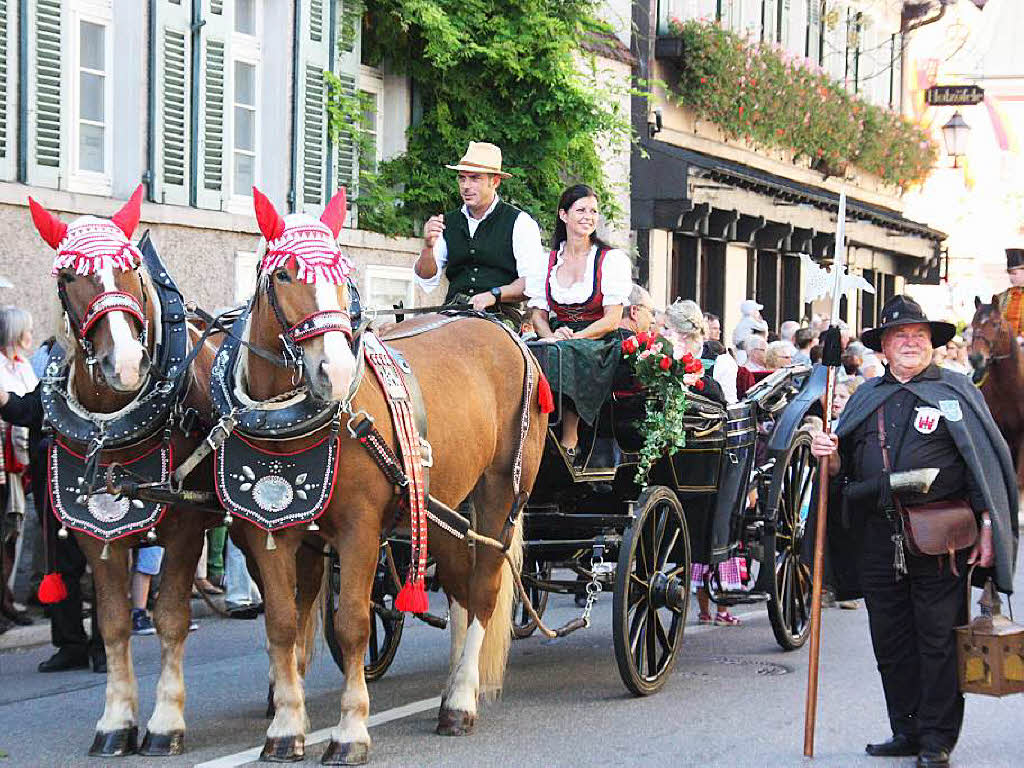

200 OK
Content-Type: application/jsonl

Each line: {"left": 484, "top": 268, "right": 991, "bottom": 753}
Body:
{"left": 252, "top": 186, "right": 285, "bottom": 242}
{"left": 110, "top": 184, "right": 144, "bottom": 239}
{"left": 991, "top": 295, "right": 1000, "bottom": 312}
{"left": 320, "top": 188, "right": 347, "bottom": 238}
{"left": 28, "top": 197, "right": 68, "bottom": 250}
{"left": 975, "top": 296, "right": 981, "bottom": 309}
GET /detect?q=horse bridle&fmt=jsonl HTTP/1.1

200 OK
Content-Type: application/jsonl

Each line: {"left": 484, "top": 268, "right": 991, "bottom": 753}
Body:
{"left": 970, "top": 314, "right": 1013, "bottom": 386}
{"left": 57, "top": 267, "right": 150, "bottom": 372}
{"left": 262, "top": 272, "right": 353, "bottom": 381}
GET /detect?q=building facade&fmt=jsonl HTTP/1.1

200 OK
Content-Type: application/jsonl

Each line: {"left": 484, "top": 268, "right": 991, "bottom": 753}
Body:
{"left": 631, "top": 0, "right": 946, "bottom": 338}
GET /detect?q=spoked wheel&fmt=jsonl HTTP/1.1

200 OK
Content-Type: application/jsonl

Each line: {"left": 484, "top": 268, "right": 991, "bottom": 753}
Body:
{"left": 512, "top": 557, "right": 551, "bottom": 639}
{"left": 765, "top": 430, "right": 816, "bottom": 650}
{"left": 613, "top": 485, "right": 691, "bottom": 696}
{"left": 323, "top": 543, "right": 404, "bottom": 681}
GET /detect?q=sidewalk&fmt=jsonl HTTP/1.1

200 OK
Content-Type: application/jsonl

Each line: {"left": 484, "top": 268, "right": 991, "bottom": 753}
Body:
{"left": 0, "top": 594, "right": 227, "bottom": 652}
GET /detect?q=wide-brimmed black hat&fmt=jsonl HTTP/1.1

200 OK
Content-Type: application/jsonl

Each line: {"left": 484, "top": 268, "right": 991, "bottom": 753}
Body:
{"left": 1006, "top": 248, "right": 1024, "bottom": 271}
{"left": 861, "top": 295, "right": 956, "bottom": 352}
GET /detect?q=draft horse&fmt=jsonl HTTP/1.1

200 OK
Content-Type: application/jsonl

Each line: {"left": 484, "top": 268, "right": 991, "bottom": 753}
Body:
{"left": 219, "top": 188, "right": 546, "bottom": 763}
{"left": 29, "top": 188, "right": 221, "bottom": 756}
{"left": 970, "top": 296, "right": 1024, "bottom": 488}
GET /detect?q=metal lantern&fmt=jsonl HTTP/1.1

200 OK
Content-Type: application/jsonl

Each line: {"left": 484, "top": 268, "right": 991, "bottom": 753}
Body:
{"left": 956, "top": 579, "right": 1024, "bottom": 697}
{"left": 941, "top": 111, "right": 971, "bottom": 167}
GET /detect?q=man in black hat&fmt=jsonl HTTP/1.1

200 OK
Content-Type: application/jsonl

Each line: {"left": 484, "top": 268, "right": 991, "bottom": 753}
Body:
{"left": 995, "top": 247, "right": 1024, "bottom": 339}
{"left": 810, "top": 295, "right": 1018, "bottom": 768}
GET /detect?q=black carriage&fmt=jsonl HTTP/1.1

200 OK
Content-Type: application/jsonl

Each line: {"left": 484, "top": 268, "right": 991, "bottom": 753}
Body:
{"left": 325, "top": 354, "right": 828, "bottom": 695}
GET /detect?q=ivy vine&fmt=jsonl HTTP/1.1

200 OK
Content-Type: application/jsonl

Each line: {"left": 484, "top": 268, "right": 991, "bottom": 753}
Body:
{"left": 327, "top": 0, "right": 635, "bottom": 237}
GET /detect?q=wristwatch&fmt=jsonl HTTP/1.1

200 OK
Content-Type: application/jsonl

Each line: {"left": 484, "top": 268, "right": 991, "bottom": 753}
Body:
{"left": 490, "top": 286, "right": 502, "bottom": 303}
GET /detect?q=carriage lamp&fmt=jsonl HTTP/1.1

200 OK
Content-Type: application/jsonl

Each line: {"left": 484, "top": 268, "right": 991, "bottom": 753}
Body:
{"left": 941, "top": 111, "right": 971, "bottom": 168}
{"left": 956, "top": 581, "right": 1024, "bottom": 697}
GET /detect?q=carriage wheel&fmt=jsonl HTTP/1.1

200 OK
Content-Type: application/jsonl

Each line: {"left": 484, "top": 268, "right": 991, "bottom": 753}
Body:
{"left": 512, "top": 557, "right": 551, "bottom": 639}
{"left": 323, "top": 544, "right": 404, "bottom": 682}
{"left": 612, "top": 485, "right": 691, "bottom": 696}
{"left": 765, "top": 430, "right": 816, "bottom": 651}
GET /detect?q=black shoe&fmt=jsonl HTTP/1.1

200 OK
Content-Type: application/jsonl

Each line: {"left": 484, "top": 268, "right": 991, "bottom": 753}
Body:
{"left": 866, "top": 734, "right": 919, "bottom": 757}
{"left": 91, "top": 652, "right": 107, "bottom": 674}
{"left": 5, "top": 609, "right": 33, "bottom": 626}
{"left": 225, "top": 602, "right": 260, "bottom": 620}
{"left": 574, "top": 593, "right": 587, "bottom": 608}
{"left": 917, "top": 749, "right": 950, "bottom": 767}
{"left": 38, "top": 647, "right": 90, "bottom": 673}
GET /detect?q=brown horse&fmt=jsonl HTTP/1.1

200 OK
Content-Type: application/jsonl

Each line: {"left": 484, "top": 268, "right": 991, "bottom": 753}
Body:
{"left": 226, "top": 189, "right": 546, "bottom": 763}
{"left": 970, "top": 296, "right": 1024, "bottom": 488}
{"left": 29, "top": 190, "right": 221, "bottom": 757}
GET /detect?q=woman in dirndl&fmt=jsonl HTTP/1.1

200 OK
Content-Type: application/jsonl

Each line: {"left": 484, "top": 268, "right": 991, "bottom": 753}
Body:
{"left": 527, "top": 185, "right": 632, "bottom": 457}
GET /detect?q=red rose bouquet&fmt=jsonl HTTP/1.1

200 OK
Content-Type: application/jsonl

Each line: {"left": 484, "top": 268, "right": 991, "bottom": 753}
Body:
{"left": 620, "top": 331, "right": 705, "bottom": 483}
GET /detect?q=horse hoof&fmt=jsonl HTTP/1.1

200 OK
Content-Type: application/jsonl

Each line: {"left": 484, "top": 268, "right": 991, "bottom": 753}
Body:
{"left": 88, "top": 726, "right": 139, "bottom": 756}
{"left": 436, "top": 708, "right": 475, "bottom": 736}
{"left": 139, "top": 730, "right": 185, "bottom": 756}
{"left": 321, "top": 740, "right": 370, "bottom": 765}
{"left": 259, "top": 735, "right": 305, "bottom": 763}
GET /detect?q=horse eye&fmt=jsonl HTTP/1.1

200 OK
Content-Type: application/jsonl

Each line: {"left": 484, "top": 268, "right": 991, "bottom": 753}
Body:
{"left": 275, "top": 269, "right": 291, "bottom": 283}
{"left": 60, "top": 272, "right": 76, "bottom": 284}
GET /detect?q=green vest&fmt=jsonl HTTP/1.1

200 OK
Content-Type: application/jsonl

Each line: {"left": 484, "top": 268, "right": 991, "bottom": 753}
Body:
{"left": 443, "top": 200, "right": 521, "bottom": 302}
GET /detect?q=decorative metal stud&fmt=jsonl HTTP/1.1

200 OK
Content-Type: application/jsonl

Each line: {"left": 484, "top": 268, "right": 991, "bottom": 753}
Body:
{"left": 146, "top": 529, "right": 158, "bottom": 543}
{"left": 265, "top": 531, "right": 277, "bottom": 551}
{"left": 307, "top": 520, "right": 319, "bottom": 532}
{"left": 100, "top": 541, "right": 111, "bottom": 560}
{"left": 58, "top": 526, "right": 69, "bottom": 540}
{"left": 222, "top": 513, "right": 233, "bottom": 527}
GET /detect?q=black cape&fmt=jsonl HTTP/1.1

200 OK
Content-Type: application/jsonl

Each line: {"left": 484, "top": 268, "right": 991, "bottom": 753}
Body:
{"left": 834, "top": 366, "right": 1019, "bottom": 593}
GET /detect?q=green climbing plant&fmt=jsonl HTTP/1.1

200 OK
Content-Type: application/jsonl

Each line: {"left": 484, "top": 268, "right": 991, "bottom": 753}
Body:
{"left": 327, "top": 0, "right": 636, "bottom": 237}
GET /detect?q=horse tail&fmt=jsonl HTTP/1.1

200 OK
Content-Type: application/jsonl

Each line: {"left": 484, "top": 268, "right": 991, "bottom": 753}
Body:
{"left": 478, "top": 513, "right": 522, "bottom": 700}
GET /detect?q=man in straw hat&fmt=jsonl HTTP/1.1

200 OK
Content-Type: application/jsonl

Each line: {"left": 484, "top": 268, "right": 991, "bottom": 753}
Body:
{"left": 414, "top": 142, "right": 542, "bottom": 320}
{"left": 810, "top": 295, "right": 1018, "bottom": 768}
{"left": 995, "top": 247, "right": 1024, "bottom": 339}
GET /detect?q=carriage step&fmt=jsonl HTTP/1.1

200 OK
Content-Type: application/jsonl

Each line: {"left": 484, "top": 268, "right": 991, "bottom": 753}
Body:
{"left": 711, "top": 590, "right": 770, "bottom": 606}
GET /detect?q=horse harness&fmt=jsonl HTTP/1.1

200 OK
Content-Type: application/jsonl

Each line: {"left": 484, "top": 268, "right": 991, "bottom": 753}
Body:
{"left": 42, "top": 232, "right": 198, "bottom": 551}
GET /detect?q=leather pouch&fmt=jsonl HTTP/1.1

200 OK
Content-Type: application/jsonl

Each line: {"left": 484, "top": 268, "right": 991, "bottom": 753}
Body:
{"left": 901, "top": 499, "right": 978, "bottom": 558}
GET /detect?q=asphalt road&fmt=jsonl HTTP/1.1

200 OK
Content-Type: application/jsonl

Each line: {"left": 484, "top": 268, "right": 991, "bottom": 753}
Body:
{"left": 1, "top": 563, "right": 1022, "bottom": 768}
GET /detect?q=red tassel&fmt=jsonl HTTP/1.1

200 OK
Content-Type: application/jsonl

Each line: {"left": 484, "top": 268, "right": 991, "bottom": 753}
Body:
{"left": 38, "top": 573, "right": 68, "bottom": 605}
{"left": 537, "top": 374, "right": 555, "bottom": 414}
{"left": 395, "top": 579, "right": 429, "bottom": 613}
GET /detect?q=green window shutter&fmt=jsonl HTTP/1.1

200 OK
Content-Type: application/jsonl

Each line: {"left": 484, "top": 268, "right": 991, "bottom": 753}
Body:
{"left": 0, "top": 0, "right": 11, "bottom": 178}
{"left": 31, "top": 0, "right": 62, "bottom": 186}
{"left": 211, "top": 0, "right": 223, "bottom": 13}
{"left": 154, "top": 0, "right": 192, "bottom": 205}
{"left": 890, "top": 34, "right": 902, "bottom": 111}
{"left": 334, "top": 73, "right": 357, "bottom": 204}
{"left": 333, "top": 0, "right": 362, "bottom": 226}
{"left": 806, "top": 0, "right": 821, "bottom": 63}
{"left": 297, "top": 0, "right": 332, "bottom": 214}
{"left": 196, "top": 3, "right": 228, "bottom": 210}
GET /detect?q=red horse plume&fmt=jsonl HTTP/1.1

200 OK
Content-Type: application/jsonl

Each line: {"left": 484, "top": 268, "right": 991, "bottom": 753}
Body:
{"left": 252, "top": 186, "right": 286, "bottom": 242}
{"left": 28, "top": 197, "right": 68, "bottom": 250}
{"left": 320, "top": 188, "right": 348, "bottom": 237}
{"left": 110, "top": 184, "right": 144, "bottom": 239}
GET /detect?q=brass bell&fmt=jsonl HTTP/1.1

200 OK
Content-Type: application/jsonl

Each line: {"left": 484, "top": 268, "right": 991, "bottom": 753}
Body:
{"left": 956, "top": 574, "right": 1024, "bottom": 697}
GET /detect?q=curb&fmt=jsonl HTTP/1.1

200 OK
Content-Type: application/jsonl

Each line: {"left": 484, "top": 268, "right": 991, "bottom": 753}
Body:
{"left": 0, "top": 596, "right": 226, "bottom": 653}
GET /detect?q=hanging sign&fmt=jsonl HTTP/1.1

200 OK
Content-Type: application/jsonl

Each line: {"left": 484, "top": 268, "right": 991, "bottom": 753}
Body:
{"left": 925, "top": 85, "right": 985, "bottom": 106}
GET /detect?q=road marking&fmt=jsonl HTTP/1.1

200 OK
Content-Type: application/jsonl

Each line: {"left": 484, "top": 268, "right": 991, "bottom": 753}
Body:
{"left": 194, "top": 696, "right": 441, "bottom": 768}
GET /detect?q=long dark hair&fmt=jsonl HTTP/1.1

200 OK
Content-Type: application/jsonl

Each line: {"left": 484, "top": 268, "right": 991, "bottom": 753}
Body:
{"left": 551, "top": 184, "right": 613, "bottom": 252}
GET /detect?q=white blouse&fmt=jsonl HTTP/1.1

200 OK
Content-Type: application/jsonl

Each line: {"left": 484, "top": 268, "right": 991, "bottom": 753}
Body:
{"left": 526, "top": 243, "right": 632, "bottom": 312}
{"left": 0, "top": 352, "right": 38, "bottom": 396}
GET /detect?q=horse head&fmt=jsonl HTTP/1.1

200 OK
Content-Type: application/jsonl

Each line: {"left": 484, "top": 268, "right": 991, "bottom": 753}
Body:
{"left": 969, "top": 295, "right": 1012, "bottom": 382}
{"left": 29, "top": 185, "right": 153, "bottom": 397}
{"left": 248, "top": 187, "right": 356, "bottom": 403}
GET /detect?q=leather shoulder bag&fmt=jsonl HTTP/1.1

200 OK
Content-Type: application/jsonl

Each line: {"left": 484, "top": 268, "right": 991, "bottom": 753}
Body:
{"left": 877, "top": 407, "right": 978, "bottom": 563}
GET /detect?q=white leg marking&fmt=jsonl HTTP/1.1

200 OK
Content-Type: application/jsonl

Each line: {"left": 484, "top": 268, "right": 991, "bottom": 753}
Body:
{"left": 98, "top": 265, "right": 144, "bottom": 388}
{"left": 444, "top": 618, "right": 485, "bottom": 714}
{"left": 331, "top": 681, "right": 371, "bottom": 746}
{"left": 313, "top": 281, "right": 356, "bottom": 400}
{"left": 146, "top": 636, "right": 187, "bottom": 734}
{"left": 446, "top": 600, "right": 468, "bottom": 696}
{"left": 97, "top": 657, "right": 139, "bottom": 731}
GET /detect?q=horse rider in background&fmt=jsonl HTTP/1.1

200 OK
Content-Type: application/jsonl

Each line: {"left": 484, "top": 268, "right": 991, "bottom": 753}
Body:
{"left": 995, "top": 247, "right": 1024, "bottom": 341}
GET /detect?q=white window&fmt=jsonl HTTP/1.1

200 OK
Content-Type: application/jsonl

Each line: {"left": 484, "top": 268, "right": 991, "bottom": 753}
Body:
{"left": 358, "top": 66, "right": 384, "bottom": 174}
{"left": 66, "top": 2, "right": 114, "bottom": 195}
{"left": 364, "top": 265, "right": 416, "bottom": 311}
{"left": 234, "top": 0, "right": 255, "bottom": 35}
{"left": 233, "top": 61, "right": 257, "bottom": 194}
{"left": 234, "top": 250, "right": 259, "bottom": 304}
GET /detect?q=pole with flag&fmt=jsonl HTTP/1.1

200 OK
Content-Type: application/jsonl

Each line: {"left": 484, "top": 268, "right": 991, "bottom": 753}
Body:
{"left": 802, "top": 190, "right": 872, "bottom": 757}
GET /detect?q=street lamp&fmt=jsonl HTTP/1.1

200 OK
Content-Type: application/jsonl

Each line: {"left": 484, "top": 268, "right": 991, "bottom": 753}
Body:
{"left": 941, "top": 111, "right": 970, "bottom": 168}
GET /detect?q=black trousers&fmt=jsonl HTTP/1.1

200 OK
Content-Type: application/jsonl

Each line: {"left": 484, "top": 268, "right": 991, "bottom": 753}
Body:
{"left": 50, "top": 533, "right": 102, "bottom": 656}
{"left": 859, "top": 515, "right": 968, "bottom": 752}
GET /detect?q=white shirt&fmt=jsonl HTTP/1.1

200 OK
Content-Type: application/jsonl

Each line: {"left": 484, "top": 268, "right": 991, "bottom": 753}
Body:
{"left": 525, "top": 243, "right": 632, "bottom": 312}
{"left": 732, "top": 315, "right": 769, "bottom": 348}
{"left": 0, "top": 351, "right": 38, "bottom": 396}
{"left": 414, "top": 196, "right": 543, "bottom": 293}
{"left": 712, "top": 352, "right": 738, "bottom": 404}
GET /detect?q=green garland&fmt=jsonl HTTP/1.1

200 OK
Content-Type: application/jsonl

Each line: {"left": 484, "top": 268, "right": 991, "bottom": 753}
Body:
{"left": 327, "top": 0, "right": 633, "bottom": 237}
{"left": 666, "top": 18, "right": 937, "bottom": 187}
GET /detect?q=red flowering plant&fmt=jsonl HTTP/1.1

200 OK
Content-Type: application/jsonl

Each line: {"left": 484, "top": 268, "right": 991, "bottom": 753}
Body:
{"left": 620, "top": 330, "right": 705, "bottom": 484}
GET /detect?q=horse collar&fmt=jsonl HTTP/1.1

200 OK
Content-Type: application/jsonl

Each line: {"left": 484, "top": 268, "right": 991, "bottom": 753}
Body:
{"left": 41, "top": 231, "right": 189, "bottom": 449}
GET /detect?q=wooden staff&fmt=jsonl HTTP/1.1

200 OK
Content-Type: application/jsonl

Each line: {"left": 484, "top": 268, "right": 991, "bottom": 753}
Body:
{"left": 803, "top": 191, "right": 848, "bottom": 757}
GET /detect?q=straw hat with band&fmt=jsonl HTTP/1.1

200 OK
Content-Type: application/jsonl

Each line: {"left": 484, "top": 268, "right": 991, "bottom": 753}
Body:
{"left": 445, "top": 142, "right": 512, "bottom": 178}
{"left": 861, "top": 295, "right": 956, "bottom": 352}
